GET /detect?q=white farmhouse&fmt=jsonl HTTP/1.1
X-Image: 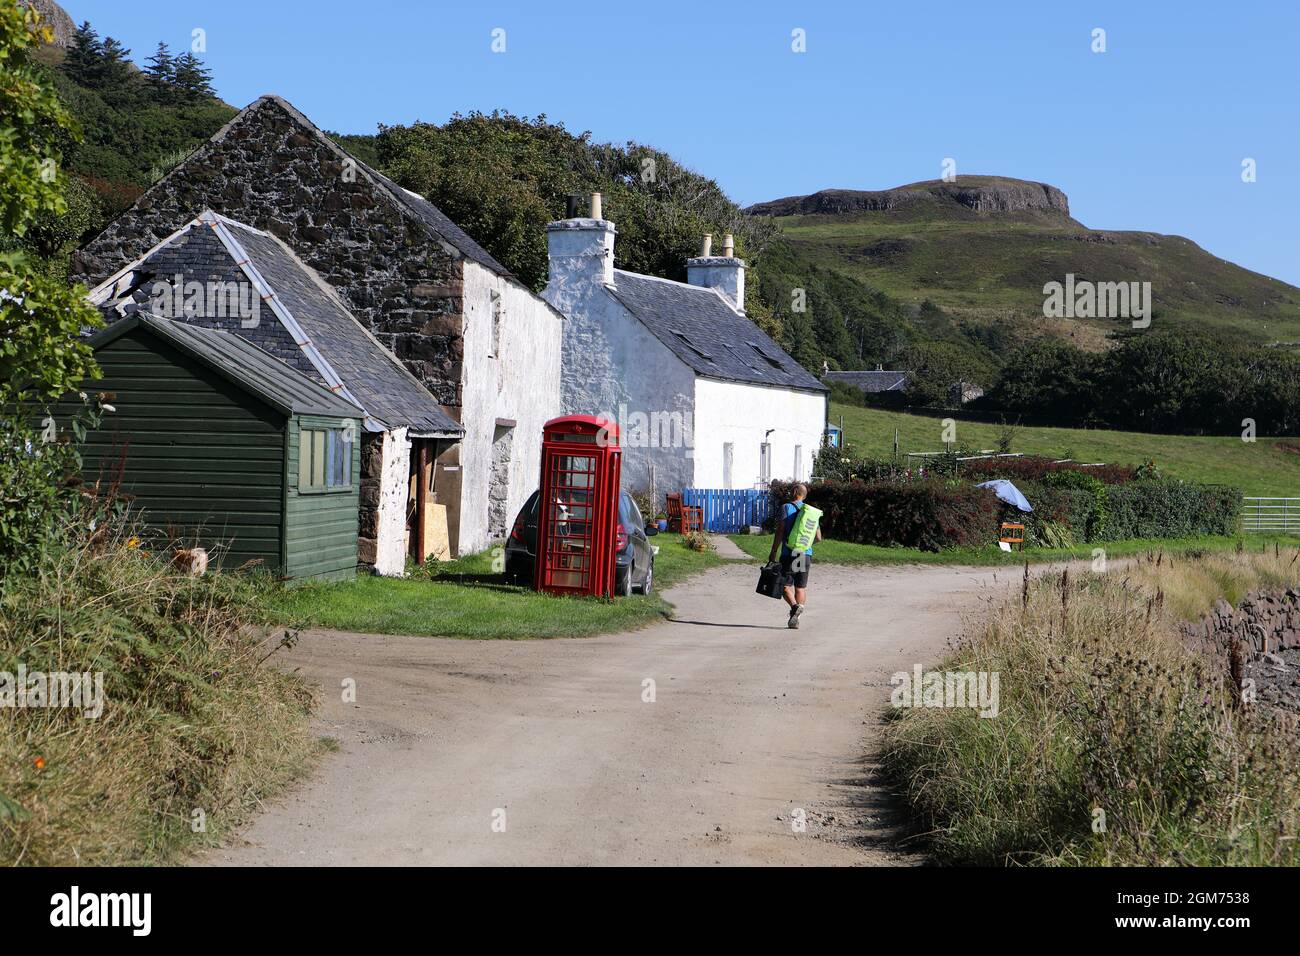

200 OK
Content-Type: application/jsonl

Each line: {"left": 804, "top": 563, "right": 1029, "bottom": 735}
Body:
{"left": 544, "top": 196, "right": 827, "bottom": 497}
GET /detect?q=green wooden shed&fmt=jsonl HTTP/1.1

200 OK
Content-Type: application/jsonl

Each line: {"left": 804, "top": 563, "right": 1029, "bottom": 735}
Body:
{"left": 64, "top": 313, "right": 364, "bottom": 581}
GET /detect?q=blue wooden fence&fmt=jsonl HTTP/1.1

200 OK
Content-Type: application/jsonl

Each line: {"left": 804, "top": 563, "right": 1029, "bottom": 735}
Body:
{"left": 683, "top": 488, "right": 773, "bottom": 533}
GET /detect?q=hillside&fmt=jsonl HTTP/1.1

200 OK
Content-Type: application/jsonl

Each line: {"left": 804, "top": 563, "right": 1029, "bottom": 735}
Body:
{"left": 751, "top": 176, "right": 1300, "bottom": 352}
{"left": 829, "top": 402, "right": 1300, "bottom": 497}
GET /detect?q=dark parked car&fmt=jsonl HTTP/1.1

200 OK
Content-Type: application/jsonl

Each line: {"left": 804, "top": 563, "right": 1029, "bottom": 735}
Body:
{"left": 504, "top": 489, "right": 657, "bottom": 596}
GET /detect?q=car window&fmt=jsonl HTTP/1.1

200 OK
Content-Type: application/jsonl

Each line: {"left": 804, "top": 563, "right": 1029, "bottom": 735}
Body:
{"left": 621, "top": 492, "right": 643, "bottom": 527}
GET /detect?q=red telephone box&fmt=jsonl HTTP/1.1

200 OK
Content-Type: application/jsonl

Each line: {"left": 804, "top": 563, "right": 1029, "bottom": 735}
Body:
{"left": 534, "top": 415, "right": 622, "bottom": 597}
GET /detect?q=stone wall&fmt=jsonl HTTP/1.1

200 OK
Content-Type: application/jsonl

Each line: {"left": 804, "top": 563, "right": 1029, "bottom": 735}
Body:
{"left": 72, "top": 96, "right": 466, "bottom": 406}
{"left": 1179, "top": 588, "right": 1300, "bottom": 715}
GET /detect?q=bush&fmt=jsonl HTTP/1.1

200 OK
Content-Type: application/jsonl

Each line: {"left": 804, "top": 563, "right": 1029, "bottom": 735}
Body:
{"left": 1017, "top": 477, "right": 1239, "bottom": 544}
{"left": 1102, "top": 481, "right": 1241, "bottom": 540}
{"left": 811, "top": 447, "right": 897, "bottom": 483}
{"left": 0, "top": 398, "right": 106, "bottom": 576}
{"left": 796, "top": 479, "right": 999, "bottom": 552}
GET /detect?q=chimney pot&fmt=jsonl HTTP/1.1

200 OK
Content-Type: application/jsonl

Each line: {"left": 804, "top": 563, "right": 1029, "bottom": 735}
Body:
{"left": 700, "top": 233, "right": 713, "bottom": 257}
{"left": 590, "top": 192, "right": 603, "bottom": 220}
{"left": 723, "top": 233, "right": 734, "bottom": 257}
{"left": 565, "top": 193, "right": 582, "bottom": 218}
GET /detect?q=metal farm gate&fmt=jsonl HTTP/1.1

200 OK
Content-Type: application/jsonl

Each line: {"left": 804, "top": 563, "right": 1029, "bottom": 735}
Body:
{"left": 1241, "top": 497, "right": 1300, "bottom": 534}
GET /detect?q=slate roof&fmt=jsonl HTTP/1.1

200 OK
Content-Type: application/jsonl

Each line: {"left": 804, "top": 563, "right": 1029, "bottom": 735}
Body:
{"left": 607, "top": 270, "right": 827, "bottom": 393}
{"left": 90, "top": 313, "right": 364, "bottom": 419}
{"left": 823, "top": 369, "right": 909, "bottom": 393}
{"left": 86, "top": 211, "right": 464, "bottom": 437}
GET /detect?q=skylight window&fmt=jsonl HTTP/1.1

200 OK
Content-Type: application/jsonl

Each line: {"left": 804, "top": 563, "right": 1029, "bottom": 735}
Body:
{"left": 749, "top": 342, "right": 784, "bottom": 369}
{"left": 672, "top": 329, "right": 714, "bottom": 363}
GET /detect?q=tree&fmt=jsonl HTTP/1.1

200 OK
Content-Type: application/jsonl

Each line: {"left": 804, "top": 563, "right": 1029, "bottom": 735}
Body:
{"left": 97, "top": 36, "right": 133, "bottom": 89}
{"left": 63, "top": 20, "right": 103, "bottom": 86}
{"left": 983, "top": 339, "right": 1099, "bottom": 425}
{"left": 0, "top": 1, "right": 101, "bottom": 405}
{"left": 143, "top": 41, "right": 175, "bottom": 99}
{"left": 374, "top": 112, "right": 774, "bottom": 293}
{"left": 172, "top": 51, "right": 214, "bottom": 100}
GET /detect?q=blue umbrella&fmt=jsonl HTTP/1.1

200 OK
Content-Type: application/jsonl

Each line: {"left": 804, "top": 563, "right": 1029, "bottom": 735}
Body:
{"left": 977, "top": 479, "right": 1033, "bottom": 513}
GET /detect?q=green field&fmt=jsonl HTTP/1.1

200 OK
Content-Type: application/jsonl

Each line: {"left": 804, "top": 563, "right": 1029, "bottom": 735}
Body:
{"left": 829, "top": 402, "right": 1300, "bottom": 496}
{"left": 269, "top": 535, "right": 723, "bottom": 639}
{"left": 762, "top": 177, "right": 1300, "bottom": 349}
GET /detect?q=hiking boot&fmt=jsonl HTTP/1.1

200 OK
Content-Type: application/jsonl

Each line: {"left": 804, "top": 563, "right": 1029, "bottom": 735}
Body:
{"left": 788, "top": 604, "right": 803, "bottom": 629}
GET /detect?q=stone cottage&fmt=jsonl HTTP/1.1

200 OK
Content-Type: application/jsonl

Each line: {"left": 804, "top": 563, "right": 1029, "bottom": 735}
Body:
{"left": 74, "top": 95, "right": 564, "bottom": 558}
{"left": 543, "top": 196, "right": 827, "bottom": 496}
{"left": 87, "top": 211, "right": 463, "bottom": 575}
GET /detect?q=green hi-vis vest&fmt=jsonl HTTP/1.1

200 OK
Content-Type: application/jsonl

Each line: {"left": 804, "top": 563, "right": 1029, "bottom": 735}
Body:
{"left": 785, "top": 503, "right": 823, "bottom": 553}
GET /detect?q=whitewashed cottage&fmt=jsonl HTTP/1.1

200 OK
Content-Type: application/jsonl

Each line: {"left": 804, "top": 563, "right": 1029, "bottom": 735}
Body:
{"left": 543, "top": 195, "right": 827, "bottom": 498}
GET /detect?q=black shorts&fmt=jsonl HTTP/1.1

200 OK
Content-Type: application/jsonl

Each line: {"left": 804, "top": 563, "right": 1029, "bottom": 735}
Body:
{"left": 780, "top": 552, "right": 812, "bottom": 588}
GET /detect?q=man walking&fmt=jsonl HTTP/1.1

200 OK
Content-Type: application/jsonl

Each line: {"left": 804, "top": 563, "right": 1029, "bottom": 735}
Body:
{"left": 767, "top": 483, "right": 823, "bottom": 629}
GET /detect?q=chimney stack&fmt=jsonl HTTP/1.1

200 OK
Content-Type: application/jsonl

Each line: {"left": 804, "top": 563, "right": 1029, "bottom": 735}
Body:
{"left": 546, "top": 191, "right": 616, "bottom": 289}
{"left": 686, "top": 231, "right": 745, "bottom": 312}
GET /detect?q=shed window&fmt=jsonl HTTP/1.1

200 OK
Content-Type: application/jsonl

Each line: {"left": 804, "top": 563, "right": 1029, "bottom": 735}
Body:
{"left": 299, "top": 426, "right": 352, "bottom": 491}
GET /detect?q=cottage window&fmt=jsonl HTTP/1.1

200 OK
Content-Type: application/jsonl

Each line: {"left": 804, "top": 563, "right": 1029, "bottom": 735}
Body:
{"left": 759, "top": 442, "right": 772, "bottom": 484}
{"left": 299, "top": 426, "right": 352, "bottom": 492}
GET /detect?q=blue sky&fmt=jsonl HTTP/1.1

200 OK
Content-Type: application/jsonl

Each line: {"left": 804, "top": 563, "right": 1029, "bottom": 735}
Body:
{"left": 71, "top": 0, "right": 1299, "bottom": 285}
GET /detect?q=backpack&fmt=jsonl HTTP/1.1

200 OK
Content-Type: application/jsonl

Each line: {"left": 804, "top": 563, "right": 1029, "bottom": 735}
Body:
{"left": 785, "top": 502, "right": 822, "bottom": 553}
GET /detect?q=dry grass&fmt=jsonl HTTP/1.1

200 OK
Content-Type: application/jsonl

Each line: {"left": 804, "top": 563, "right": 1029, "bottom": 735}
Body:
{"left": 0, "top": 515, "right": 319, "bottom": 865}
{"left": 883, "top": 546, "right": 1300, "bottom": 865}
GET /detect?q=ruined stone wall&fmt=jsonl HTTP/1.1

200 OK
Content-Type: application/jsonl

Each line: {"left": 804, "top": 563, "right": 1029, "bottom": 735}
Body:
{"left": 1180, "top": 589, "right": 1300, "bottom": 716}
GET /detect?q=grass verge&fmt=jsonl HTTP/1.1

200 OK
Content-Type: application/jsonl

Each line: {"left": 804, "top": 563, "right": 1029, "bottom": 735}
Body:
{"left": 726, "top": 532, "right": 1300, "bottom": 567}
{"left": 0, "top": 522, "right": 317, "bottom": 866}
{"left": 881, "top": 547, "right": 1300, "bottom": 865}
{"left": 268, "top": 535, "right": 725, "bottom": 639}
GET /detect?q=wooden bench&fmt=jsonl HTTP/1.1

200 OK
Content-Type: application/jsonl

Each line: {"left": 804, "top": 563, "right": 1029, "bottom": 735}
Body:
{"left": 665, "top": 493, "right": 704, "bottom": 533}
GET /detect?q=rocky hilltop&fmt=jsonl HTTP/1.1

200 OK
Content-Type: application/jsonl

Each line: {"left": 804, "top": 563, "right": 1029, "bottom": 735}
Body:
{"left": 20, "top": 0, "right": 75, "bottom": 47}
{"left": 748, "top": 176, "right": 1071, "bottom": 219}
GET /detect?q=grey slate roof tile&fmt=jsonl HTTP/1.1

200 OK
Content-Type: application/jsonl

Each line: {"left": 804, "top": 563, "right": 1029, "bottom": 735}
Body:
{"left": 823, "top": 370, "right": 909, "bottom": 392}
{"left": 93, "top": 213, "right": 463, "bottom": 437}
{"left": 91, "top": 313, "right": 365, "bottom": 419}
{"left": 607, "top": 270, "right": 827, "bottom": 393}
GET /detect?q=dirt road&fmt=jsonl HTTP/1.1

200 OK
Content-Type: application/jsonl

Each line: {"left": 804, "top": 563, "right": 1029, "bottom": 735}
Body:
{"left": 209, "top": 560, "right": 1016, "bottom": 866}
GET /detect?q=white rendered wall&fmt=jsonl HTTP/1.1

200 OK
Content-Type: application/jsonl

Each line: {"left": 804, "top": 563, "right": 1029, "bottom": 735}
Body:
{"left": 373, "top": 426, "right": 411, "bottom": 577}
{"left": 546, "top": 275, "right": 697, "bottom": 498}
{"left": 457, "top": 261, "right": 564, "bottom": 555}
{"left": 692, "top": 378, "right": 826, "bottom": 488}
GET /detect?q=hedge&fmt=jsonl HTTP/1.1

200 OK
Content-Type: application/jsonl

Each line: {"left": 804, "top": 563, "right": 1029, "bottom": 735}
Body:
{"left": 770, "top": 478, "right": 1000, "bottom": 552}
{"left": 1018, "top": 479, "right": 1241, "bottom": 543}
{"left": 1101, "top": 481, "right": 1241, "bottom": 540}
{"left": 769, "top": 476, "right": 1242, "bottom": 552}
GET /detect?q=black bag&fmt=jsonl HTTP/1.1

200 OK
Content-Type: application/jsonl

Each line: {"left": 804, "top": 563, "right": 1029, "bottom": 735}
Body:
{"left": 756, "top": 561, "right": 785, "bottom": 599}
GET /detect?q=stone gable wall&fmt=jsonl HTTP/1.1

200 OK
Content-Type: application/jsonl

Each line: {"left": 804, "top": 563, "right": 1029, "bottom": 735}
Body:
{"left": 72, "top": 98, "right": 467, "bottom": 407}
